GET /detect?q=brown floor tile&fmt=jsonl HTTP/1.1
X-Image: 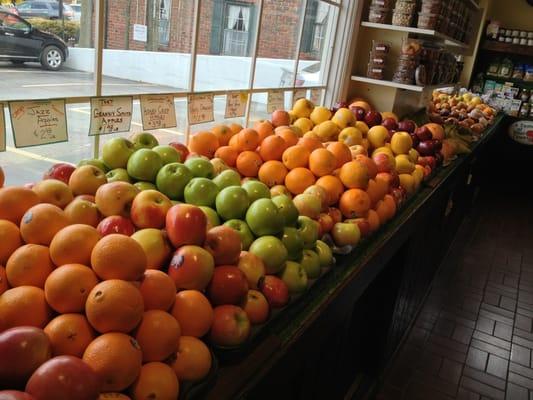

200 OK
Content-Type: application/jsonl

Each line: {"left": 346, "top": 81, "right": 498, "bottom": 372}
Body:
{"left": 466, "top": 347, "right": 489, "bottom": 371}
{"left": 511, "top": 344, "right": 531, "bottom": 367}
{"left": 505, "top": 383, "right": 528, "bottom": 400}
{"left": 439, "top": 358, "right": 463, "bottom": 385}
{"left": 494, "top": 322, "right": 512, "bottom": 342}
{"left": 485, "top": 354, "right": 508, "bottom": 379}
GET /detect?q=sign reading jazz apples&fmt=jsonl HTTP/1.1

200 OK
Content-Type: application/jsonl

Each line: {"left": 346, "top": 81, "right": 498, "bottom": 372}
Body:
{"left": 188, "top": 93, "right": 214, "bottom": 125}
{"left": 140, "top": 94, "right": 177, "bottom": 130}
{"left": 267, "top": 90, "right": 285, "bottom": 113}
{"left": 89, "top": 96, "right": 133, "bottom": 136}
{"left": 225, "top": 92, "right": 248, "bottom": 119}
{"left": 0, "top": 103, "right": 5, "bottom": 152}
{"left": 8, "top": 99, "right": 68, "bottom": 148}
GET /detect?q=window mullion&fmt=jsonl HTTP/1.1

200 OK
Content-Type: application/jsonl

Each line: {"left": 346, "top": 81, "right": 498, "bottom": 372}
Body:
{"left": 291, "top": 0, "right": 310, "bottom": 106}
{"left": 92, "top": 0, "right": 105, "bottom": 158}
{"left": 244, "top": 0, "right": 264, "bottom": 127}
{"left": 186, "top": 0, "right": 202, "bottom": 144}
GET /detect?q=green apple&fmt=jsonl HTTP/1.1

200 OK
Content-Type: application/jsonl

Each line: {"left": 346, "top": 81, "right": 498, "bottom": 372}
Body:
{"left": 272, "top": 195, "right": 299, "bottom": 227}
{"left": 185, "top": 157, "right": 215, "bottom": 179}
{"left": 315, "top": 239, "right": 333, "bottom": 268}
{"left": 102, "top": 137, "right": 135, "bottom": 169}
{"left": 279, "top": 227, "right": 304, "bottom": 261}
{"left": 215, "top": 186, "right": 250, "bottom": 221}
{"left": 200, "top": 206, "right": 221, "bottom": 229}
{"left": 211, "top": 158, "right": 229, "bottom": 176}
{"left": 156, "top": 163, "right": 193, "bottom": 200}
{"left": 241, "top": 180, "right": 271, "bottom": 203}
{"left": 280, "top": 261, "right": 308, "bottom": 294}
{"left": 245, "top": 198, "right": 284, "bottom": 236}
{"left": 153, "top": 145, "right": 181, "bottom": 165}
{"left": 300, "top": 249, "right": 321, "bottom": 279}
{"left": 212, "top": 169, "right": 241, "bottom": 190}
{"left": 131, "top": 132, "right": 159, "bottom": 150}
{"left": 224, "top": 219, "right": 255, "bottom": 251}
{"left": 134, "top": 181, "right": 157, "bottom": 191}
{"left": 332, "top": 222, "right": 361, "bottom": 247}
{"left": 106, "top": 168, "right": 131, "bottom": 183}
{"left": 184, "top": 177, "right": 219, "bottom": 207}
{"left": 127, "top": 148, "right": 163, "bottom": 182}
{"left": 78, "top": 158, "right": 109, "bottom": 172}
{"left": 249, "top": 235, "right": 288, "bottom": 274}
{"left": 297, "top": 216, "right": 319, "bottom": 249}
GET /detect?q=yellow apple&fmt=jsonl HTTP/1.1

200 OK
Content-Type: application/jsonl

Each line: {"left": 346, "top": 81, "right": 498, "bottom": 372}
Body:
{"left": 408, "top": 148, "right": 419, "bottom": 164}
{"left": 331, "top": 108, "right": 356, "bottom": 129}
{"left": 390, "top": 132, "right": 413, "bottom": 155}
{"left": 33, "top": 179, "right": 74, "bottom": 208}
{"left": 310, "top": 106, "right": 332, "bottom": 125}
{"left": 131, "top": 228, "right": 172, "bottom": 269}
{"left": 367, "top": 125, "right": 389, "bottom": 149}
{"left": 395, "top": 155, "right": 415, "bottom": 175}
{"left": 399, "top": 174, "right": 416, "bottom": 196}
{"left": 293, "top": 117, "right": 314, "bottom": 134}
{"left": 315, "top": 121, "right": 340, "bottom": 142}
{"left": 292, "top": 98, "right": 314, "bottom": 119}
{"left": 354, "top": 121, "right": 369, "bottom": 136}
{"left": 338, "top": 127, "right": 363, "bottom": 147}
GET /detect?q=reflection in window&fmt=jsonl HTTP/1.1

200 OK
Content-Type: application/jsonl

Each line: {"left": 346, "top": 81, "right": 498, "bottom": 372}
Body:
{"left": 159, "top": 0, "right": 171, "bottom": 46}
{"left": 222, "top": 3, "right": 251, "bottom": 57}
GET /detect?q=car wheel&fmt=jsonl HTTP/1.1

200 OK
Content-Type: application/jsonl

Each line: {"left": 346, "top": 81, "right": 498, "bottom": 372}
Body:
{"left": 41, "top": 46, "right": 64, "bottom": 71}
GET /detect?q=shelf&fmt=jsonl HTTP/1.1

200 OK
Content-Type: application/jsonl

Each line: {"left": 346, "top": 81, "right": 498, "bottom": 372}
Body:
{"left": 351, "top": 76, "right": 456, "bottom": 92}
{"left": 481, "top": 41, "right": 533, "bottom": 58}
{"left": 483, "top": 74, "right": 533, "bottom": 90}
{"left": 360, "top": 22, "right": 469, "bottom": 49}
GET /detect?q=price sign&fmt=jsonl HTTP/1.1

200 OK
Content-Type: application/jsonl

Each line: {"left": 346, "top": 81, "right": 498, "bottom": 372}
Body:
{"left": 310, "top": 89, "right": 322, "bottom": 105}
{"left": 509, "top": 120, "right": 533, "bottom": 146}
{"left": 267, "top": 90, "right": 285, "bottom": 113}
{"left": 224, "top": 92, "right": 248, "bottom": 119}
{"left": 89, "top": 96, "right": 133, "bottom": 136}
{"left": 188, "top": 94, "right": 214, "bottom": 125}
{"left": 8, "top": 99, "right": 68, "bottom": 148}
{"left": 0, "top": 103, "right": 5, "bottom": 152}
{"left": 140, "top": 94, "right": 177, "bottom": 130}
{"left": 293, "top": 89, "right": 307, "bottom": 105}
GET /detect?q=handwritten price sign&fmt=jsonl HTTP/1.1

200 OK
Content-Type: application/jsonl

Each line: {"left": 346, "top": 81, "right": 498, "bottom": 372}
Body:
{"left": 8, "top": 99, "right": 68, "bottom": 148}
{"left": 188, "top": 94, "right": 214, "bottom": 125}
{"left": 89, "top": 96, "right": 133, "bottom": 136}
{"left": 225, "top": 92, "right": 248, "bottom": 119}
{"left": 140, "top": 94, "right": 177, "bottom": 130}
{"left": 0, "top": 103, "right": 5, "bottom": 152}
{"left": 267, "top": 90, "right": 285, "bottom": 113}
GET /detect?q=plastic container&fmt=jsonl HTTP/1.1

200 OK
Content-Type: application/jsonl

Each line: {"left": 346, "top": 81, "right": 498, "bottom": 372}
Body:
{"left": 394, "top": 0, "right": 417, "bottom": 14}
{"left": 370, "top": 0, "right": 394, "bottom": 7}
{"left": 372, "top": 40, "right": 392, "bottom": 55}
{"left": 369, "top": 52, "right": 387, "bottom": 66}
{"left": 367, "top": 64, "right": 385, "bottom": 80}
{"left": 369, "top": 6, "right": 391, "bottom": 23}
{"left": 417, "top": 13, "right": 440, "bottom": 29}
{"left": 392, "top": 10, "right": 413, "bottom": 26}
{"left": 421, "top": 0, "right": 443, "bottom": 14}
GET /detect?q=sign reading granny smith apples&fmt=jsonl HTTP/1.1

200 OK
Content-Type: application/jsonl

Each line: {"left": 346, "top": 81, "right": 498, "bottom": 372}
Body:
{"left": 0, "top": 103, "right": 5, "bottom": 152}
{"left": 89, "top": 96, "right": 133, "bottom": 136}
{"left": 188, "top": 93, "right": 214, "bottom": 125}
{"left": 140, "top": 94, "right": 177, "bottom": 130}
{"left": 224, "top": 92, "right": 248, "bottom": 119}
{"left": 267, "top": 90, "right": 285, "bottom": 113}
{"left": 8, "top": 99, "right": 68, "bottom": 148}
{"left": 293, "top": 89, "right": 307, "bottom": 105}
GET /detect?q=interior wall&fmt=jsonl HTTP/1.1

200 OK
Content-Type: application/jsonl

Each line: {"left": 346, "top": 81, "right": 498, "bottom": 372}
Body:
{"left": 486, "top": 0, "right": 533, "bottom": 30}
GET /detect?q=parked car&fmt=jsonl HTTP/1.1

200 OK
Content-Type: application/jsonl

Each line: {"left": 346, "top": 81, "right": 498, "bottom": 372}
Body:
{"left": 0, "top": 10, "right": 69, "bottom": 70}
{"left": 16, "top": 1, "right": 73, "bottom": 20}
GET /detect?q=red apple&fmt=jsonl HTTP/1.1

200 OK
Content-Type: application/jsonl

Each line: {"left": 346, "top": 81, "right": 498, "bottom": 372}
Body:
{"left": 376, "top": 172, "right": 400, "bottom": 189}
{"left": 432, "top": 139, "right": 442, "bottom": 152}
{"left": 95, "top": 181, "right": 139, "bottom": 217}
{"left": 97, "top": 215, "right": 135, "bottom": 236}
{"left": 168, "top": 142, "right": 189, "bottom": 162}
{"left": 364, "top": 110, "right": 382, "bottom": 127}
{"left": 271, "top": 110, "right": 291, "bottom": 128}
{"left": 417, "top": 156, "right": 436, "bottom": 170}
{"left": 417, "top": 141, "right": 436, "bottom": 156}
{"left": 390, "top": 187, "right": 406, "bottom": 207}
{"left": 43, "top": 163, "right": 76, "bottom": 184}
{"left": 168, "top": 245, "right": 214, "bottom": 291}
{"left": 410, "top": 133, "right": 420, "bottom": 148}
{"left": 204, "top": 226, "right": 242, "bottom": 266}
{"left": 130, "top": 189, "right": 172, "bottom": 229}
{"left": 75, "top": 194, "right": 95, "bottom": 203}
{"left": 372, "top": 152, "right": 394, "bottom": 173}
{"left": 208, "top": 266, "right": 249, "bottom": 306}
{"left": 317, "top": 213, "right": 334, "bottom": 236}
{"left": 241, "top": 290, "right": 269, "bottom": 325}
{"left": 415, "top": 126, "right": 433, "bottom": 142}
{"left": 347, "top": 218, "right": 371, "bottom": 238}
{"left": 259, "top": 275, "right": 289, "bottom": 308}
{"left": 382, "top": 117, "right": 398, "bottom": 131}
{"left": 0, "top": 391, "right": 36, "bottom": 400}
{"left": 64, "top": 198, "right": 102, "bottom": 227}
{"left": 237, "top": 251, "right": 266, "bottom": 290}
{"left": 327, "top": 207, "right": 342, "bottom": 224}
{"left": 210, "top": 305, "right": 251, "bottom": 347}
{"left": 332, "top": 101, "right": 349, "bottom": 113}
{"left": 398, "top": 120, "right": 417, "bottom": 133}
{"left": 350, "top": 106, "right": 366, "bottom": 121}
{"left": 165, "top": 204, "right": 207, "bottom": 248}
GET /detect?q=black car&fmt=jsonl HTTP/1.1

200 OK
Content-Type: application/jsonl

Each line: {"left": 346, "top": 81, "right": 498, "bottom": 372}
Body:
{"left": 16, "top": 1, "right": 73, "bottom": 20}
{"left": 0, "top": 11, "right": 68, "bottom": 70}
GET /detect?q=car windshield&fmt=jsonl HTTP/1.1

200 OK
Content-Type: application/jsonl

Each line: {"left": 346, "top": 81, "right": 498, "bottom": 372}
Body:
{"left": 71, "top": 5, "right": 80, "bottom": 11}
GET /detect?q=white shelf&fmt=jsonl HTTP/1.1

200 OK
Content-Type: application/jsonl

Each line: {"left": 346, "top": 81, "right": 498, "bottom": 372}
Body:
{"left": 360, "top": 22, "right": 469, "bottom": 49}
{"left": 350, "top": 76, "right": 455, "bottom": 92}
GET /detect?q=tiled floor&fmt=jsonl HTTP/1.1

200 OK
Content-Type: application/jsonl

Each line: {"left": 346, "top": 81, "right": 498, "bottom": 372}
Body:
{"left": 377, "top": 189, "right": 533, "bottom": 400}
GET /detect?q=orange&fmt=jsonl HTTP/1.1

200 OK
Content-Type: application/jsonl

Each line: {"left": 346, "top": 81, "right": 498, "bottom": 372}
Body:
{"left": 316, "top": 175, "right": 345, "bottom": 206}
{"left": 236, "top": 151, "right": 263, "bottom": 178}
{"left": 211, "top": 125, "right": 234, "bottom": 146}
{"left": 339, "top": 160, "right": 370, "bottom": 190}
{"left": 44, "top": 313, "right": 96, "bottom": 357}
{"left": 6, "top": 244, "right": 54, "bottom": 288}
{"left": 169, "top": 336, "right": 212, "bottom": 382}
{"left": 85, "top": 279, "right": 144, "bottom": 334}
{"left": 188, "top": 131, "right": 220, "bottom": 158}
{"left": 130, "top": 362, "right": 179, "bottom": 400}
{"left": 0, "top": 186, "right": 40, "bottom": 225}
{"left": 298, "top": 136, "right": 323, "bottom": 153}
{"left": 0, "top": 220, "right": 22, "bottom": 265}
{"left": 44, "top": 263, "right": 99, "bottom": 313}
{"left": 0, "top": 286, "right": 52, "bottom": 331}
{"left": 0, "top": 266, "right": 7, "bottom": 296}
{"left": 50, "top": 224, "right": 101, "bottom": 267}
{"left": 374, "top": 175, "right": 391, "bottom": 199}
{"left": 354, "top": 155, "right": 378, "bottom": 179}
{"left": 258, "top": 135, "right": 287, "bottom": 162}
{"left": 228, "top": 133, "right": 240, "bottom": 151}
{"left": 139, "top": 270, "right": 176, "bottom": 311}
{"left": 339, "top": 189, "right": 372, "bottom": 219}
{"left": 366, "top": 209, "right": 380, "bottom": 233}
{"left": 19, "top": 203, "right": 69, "bottom": 246}
{"left": 327, "top": 142, "right": 352, "bottom": 169}
{"left": 309, "top": 148, "right": 337, "bottom": 177}
{"left": 83, "top": 332, "right": 143, "bottom": 392}
{"left": 170, "top": 290, "right": 213, "bottom": 338}
{"left": 134, "top": 310, "right": 181, "bottom": 362}
{"left": 258, "top": 161, "right": 288, "bottom": 188}
{"left": 282, "top": 145, "right": 310, "bottom": 170}
{"left": 276, "top": 128, "right": 299, "bottom": 147}
{"left": 214, "top": 146, "right": 238, "bottom": 167}
{"left": 375, "top": 200, "right": 389, "bottom": 224}
{"left": 236, "top": 128, "right": 260, "bottom": 151}
{"left": 91, "top": 234, "right": 147, "bottom": 281}
{"left": 254, "top": 120, "right": 274, "bottom": 143}
{"left": 285, "top": 168, "right": 316, "bottom": 195}
{"left": 0, "top": 166, "right": 3, "bottom": 188}
{"left": 383, "top": 194, "right": 397, "bottom": 221}
{"left": 366, "top": 179, "right": 383, "bottom": 207}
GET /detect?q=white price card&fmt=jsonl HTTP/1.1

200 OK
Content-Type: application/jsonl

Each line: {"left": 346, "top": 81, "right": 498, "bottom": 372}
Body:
{"left": 89, "top": 96, "right": 133, "bottom": 136}
{"left": 140, "top": 94, "right": 177, "bottom": 130}
{"left": 188, "top": 93, "right": 214, "bottom": 125}
{"left": 293, "top": 89, "right": 307, "bottom": 105}
{"left": 133, "top": 24, "right": 147, "bottom": 42}
{"left": 310, "top": 89, "right": 322, "bottom": 105}
{"left": 224, "top": 92, "right": 248, "bottom": 119}
{"left": 0, "top": 103, "right": 5, "bottom": 152}
{"left": 8, "top": 99, "right": 68, "bottom": 148}
{"left": 267, "top": 90, "right": 285, "bottom": 113}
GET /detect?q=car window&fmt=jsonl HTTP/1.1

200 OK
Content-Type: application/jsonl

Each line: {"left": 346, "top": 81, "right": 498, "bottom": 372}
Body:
{"left": 0, "top": 12, "right": 31, "bottom": 32}
{"left": 50, "top": 4, "right": 58, "bottom": 10}
{"left": 16, "top": 3, "right": 31, "bottom": 10}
